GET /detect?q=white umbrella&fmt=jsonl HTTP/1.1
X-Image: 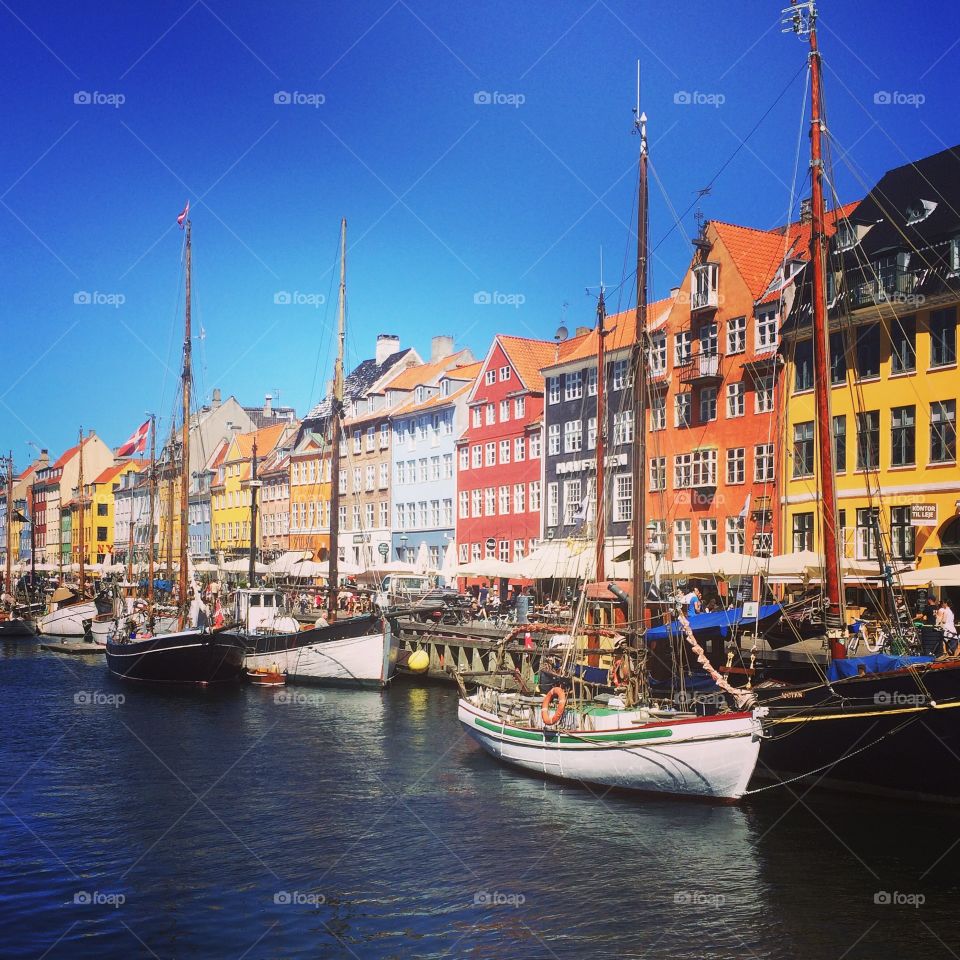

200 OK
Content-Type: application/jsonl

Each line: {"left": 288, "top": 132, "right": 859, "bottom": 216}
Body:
{"left": 454, "top": 557, "right": 523, "bottom": 579}
{"left": 414, "top": 541, "right": 430, "bottom": 575}
{"left": 672, "top": 552, "right": 762, "bottom": 578}
{"left": 193, "top": 561, "right": 218, "bottom": 573}
{"left": 897, "top": 563, "right": 960, "bottom": 587}
{"left": 761, "top": 550, "right": 821, "bottom": 578}
{"left": 441, "top": 540, "right": 458, "bottom": 581}
{"left": 369, "top": 560, "right": 417, "bottom": 574}
{"left": 516, "top": 540, "right": 592, "bottom": 579}
{"left": 221, "top": 557, "right": 269, "bottom": 574}
{"left": 268, "top": 550, "right": 312, "bottom": 574}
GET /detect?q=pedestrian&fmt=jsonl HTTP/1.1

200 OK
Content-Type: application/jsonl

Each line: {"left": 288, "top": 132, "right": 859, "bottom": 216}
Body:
{"left": 684, "top": 586, "right": 703, "bottom": 618}
{"left": 940, "top": 599, "right": 957, "bottom": 656}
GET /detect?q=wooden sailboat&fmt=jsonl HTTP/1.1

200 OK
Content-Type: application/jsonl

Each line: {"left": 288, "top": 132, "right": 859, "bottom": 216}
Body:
{"left": 105, "top": 209, "right": 247, "bottom": 684}
{"left": 457, "top": 87, "right": 763, "bottom": 802}
{"left": 241, "top": 218, "right": 398, "bottom": 688}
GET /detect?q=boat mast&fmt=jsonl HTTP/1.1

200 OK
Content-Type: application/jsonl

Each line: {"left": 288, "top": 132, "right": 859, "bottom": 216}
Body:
{"left": 595, "top": 283, "right": 607, "bottom": 582}
{"left": 77, "top": 427, "right": 85, "bottom": 595}
{"left": 165, "top": 435, "right": 174, "bottom": 584}
{"left": 148, "top": 414, "right": 156, "bottom": 628}
{"left": 788, "top": 0, "right": 845, "bottom": 655}
{"left": 5, "top": 453, "right": 12, "bottom": 597}
{"left": 178, "top": 218, "right": 192, "bottom": 629}
{"left": 630, "top": 77, "right": 649, "bottom": 643}
{"left": 248, "top": 438, "right": 259, "bottom": 586}
{"left": 327, "top": 217, "right": 346, "bottom": 623}
{"left": 126, "top": 473, "right": 134, "bottom": 586}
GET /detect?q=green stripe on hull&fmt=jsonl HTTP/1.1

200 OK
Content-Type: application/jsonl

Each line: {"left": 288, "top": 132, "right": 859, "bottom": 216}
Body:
{"left": 474, "top": 717, "right": 674, "bottom": 745}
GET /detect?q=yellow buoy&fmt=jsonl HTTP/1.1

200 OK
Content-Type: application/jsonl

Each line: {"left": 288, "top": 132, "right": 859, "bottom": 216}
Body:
{"left": 407, "top": 649, "right": 430, "bottom": 673}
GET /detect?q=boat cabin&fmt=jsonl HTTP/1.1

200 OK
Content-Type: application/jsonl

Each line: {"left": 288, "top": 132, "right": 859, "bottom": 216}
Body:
{"left": 233, "top": 588, "right": 299, "bottom": 635}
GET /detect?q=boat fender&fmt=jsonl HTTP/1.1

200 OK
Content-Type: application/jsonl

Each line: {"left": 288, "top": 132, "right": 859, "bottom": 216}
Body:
{"left": 541, "top": 686, "right": 567, "bottom": 727}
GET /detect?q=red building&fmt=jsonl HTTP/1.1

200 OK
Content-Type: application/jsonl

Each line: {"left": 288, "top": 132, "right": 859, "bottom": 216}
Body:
{"left": 456, "top": 334, "right": 584, "bottom": 566}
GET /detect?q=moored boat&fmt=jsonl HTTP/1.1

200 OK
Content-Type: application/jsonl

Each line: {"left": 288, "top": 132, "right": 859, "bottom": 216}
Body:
{"left": 105, "top": 628, "right": 248, "bottom": 684}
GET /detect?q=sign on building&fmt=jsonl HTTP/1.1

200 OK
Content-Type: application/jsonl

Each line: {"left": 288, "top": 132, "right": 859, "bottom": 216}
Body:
{"left": 910, "top": 504, "right": 937, "bottom": 527}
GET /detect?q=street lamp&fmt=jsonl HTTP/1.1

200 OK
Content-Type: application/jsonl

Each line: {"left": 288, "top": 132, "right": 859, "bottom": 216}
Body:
{"left": 399, "top": 533, "right": 408, "bottom": 562}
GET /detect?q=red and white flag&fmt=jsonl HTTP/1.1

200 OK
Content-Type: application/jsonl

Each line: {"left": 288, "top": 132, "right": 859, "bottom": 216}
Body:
{"left": 117, "top": 419, "right": 150, "bottom": 457}
{"left": 177, "top": 200, "right": 190, "bottom": 229}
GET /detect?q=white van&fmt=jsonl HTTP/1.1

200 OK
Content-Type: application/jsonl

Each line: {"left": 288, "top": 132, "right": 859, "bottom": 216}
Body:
{"left": 375, "top": 574, "right": 435, "bottom": 608}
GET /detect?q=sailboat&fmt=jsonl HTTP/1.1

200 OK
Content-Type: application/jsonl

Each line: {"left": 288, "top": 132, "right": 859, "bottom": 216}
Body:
{"left": 105, "top": 208, "right": 247, "bottom": 684}
{"left": 241, "top": 218, "right": 398, "bottom": 688}
{"left": 752, "top": 1, "right": 960, "bottom": 802}
{"left": 458, "top": 87, "right": 764, "bottom": 802}
{"left": 1, "top": 454, "right": 37, "bottom": 638}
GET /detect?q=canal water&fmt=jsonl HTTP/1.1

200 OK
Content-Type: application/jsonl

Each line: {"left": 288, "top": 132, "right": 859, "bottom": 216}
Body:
{"left": 2, "top": 640, "right": 957, "bottom": 959}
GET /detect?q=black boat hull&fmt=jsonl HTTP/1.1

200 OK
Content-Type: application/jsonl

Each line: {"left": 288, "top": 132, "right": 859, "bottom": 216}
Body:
{"left": 105, "top": 630, "right": 248, "bottom": 684}
{"left": 756, "top": 661, "right": 960, "bottom": 802}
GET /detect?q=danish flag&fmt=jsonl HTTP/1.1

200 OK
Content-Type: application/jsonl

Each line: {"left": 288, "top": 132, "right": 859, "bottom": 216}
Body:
{"left": 177, "top": 200, "right": 190, "bottom": 228}
{"left": 117, "top": 419, "right": 150, "bottom": 457}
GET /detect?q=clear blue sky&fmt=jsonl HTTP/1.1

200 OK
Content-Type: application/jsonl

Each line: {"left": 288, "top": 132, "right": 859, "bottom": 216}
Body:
{"left": 1, "top": 0, "right": 956, "bottom": 460}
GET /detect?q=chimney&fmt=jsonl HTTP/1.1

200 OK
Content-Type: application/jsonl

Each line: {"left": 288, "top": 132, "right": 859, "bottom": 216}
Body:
{"left": 430, "top": 335, "right": 454, "bottom": 363}
{"left": 670, "top": 285, "right": 680, "bottom": 298}
{"left": 212, "top": 388, "right": 222, "bottom": 408}
{"left": 264, "top": 394, "right": 273, "bottom": 417}
{"left": 800, "top": 197, "right": 812, "bottom": 224}
{"left": 575, "top": 326, "right": 590, "bottom": 337}
{"left": 376, "top": 334, "right": 400, "bottom": 365}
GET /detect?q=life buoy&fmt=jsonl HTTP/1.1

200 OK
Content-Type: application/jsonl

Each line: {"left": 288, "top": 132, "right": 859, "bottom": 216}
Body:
{"left": 541, "top": 686, "right": 567, "bottom": 726}
{"left": 610, "top": 656, "right": 629, "bottom": 687}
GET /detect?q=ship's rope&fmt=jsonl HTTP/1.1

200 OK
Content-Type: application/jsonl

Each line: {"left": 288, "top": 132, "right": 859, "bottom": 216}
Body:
{"left": 678, "top": 615, "right": 755, "bottom": 708}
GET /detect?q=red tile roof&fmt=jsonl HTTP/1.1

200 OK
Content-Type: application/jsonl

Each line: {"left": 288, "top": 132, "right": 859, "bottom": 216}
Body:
{"left": 93, "top": 461, "right": 142, "bottom": 485}
{"left": 381, "top": 349, "right": 473, "bottom": 391}
{"left": 496, "top": 334, "right": 587, "bottom": 392}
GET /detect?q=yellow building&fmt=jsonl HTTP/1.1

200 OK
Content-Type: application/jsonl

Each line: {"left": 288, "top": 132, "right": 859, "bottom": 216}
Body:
{"left": 69, "top": 461, "right": 143, "bottom": 566}
{"left": 288, "top": 430, "right": 332, "bottom": 560}
{"left": 782, "top": 148, "right": 960, "bottom": 575}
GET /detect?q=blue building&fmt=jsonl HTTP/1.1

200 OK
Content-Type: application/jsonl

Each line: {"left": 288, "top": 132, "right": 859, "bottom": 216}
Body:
{"left": 189, "top": 468, "right": 214, "bottom": 561}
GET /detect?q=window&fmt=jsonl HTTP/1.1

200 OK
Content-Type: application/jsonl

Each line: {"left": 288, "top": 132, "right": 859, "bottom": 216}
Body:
{"left": 587, "top": 368, "right": 598, "bottom": 397}
{"left": 529, "top": 481, "right": 541, "bottom": 512}
{"left": 96, "top": 526, "right": 108, "bottom": 541}
{"left": 650, "top": 457, "right": 666, "bottom": 491}
{"left": 353, "top": 430, "right": 361, "bottom": 454}
{"left": 855, "top": 324, "right": 881, "bottom": 379}
{"left": 484, "top": 488, "right": 495, "bottom": 516}
{"left": 498, "top": 486, "right": 510, "bottom": 515}
{"left": 352, "top": 468, "right": 362, "bottom": 492}
{"left": 792, "top": 512, "right": 814, "bottom": 552}
{"left": 856, "top": 411, "right": 880, "bottom": 470}
{"left": 793, "top": 421, "right": 815, "bottom": 478}
{"left": 485, "top": 403, "right": 495, "bottom": 426}
{"left": 458, "top": 543, "right": 469, "bottom": 564}
{"left": 930, "top": 309, "right": 957, "bottom": 367}
{"left": 673, "top": 519, "right": 691, "bottom": 559}
{"left": 442, "top": 499, "right": 453, "bottom": 525}
{"left": 611, "top": 359, "right": 630, "bottom": 390}
{"left": 499, "top": 365, "right": 511, "bottom": 381}
{"left": 365, "top": 426, "right": 375, "bottom": 451}
{"left": 890, "top": 505, "right": 915, "bottom": 560}
{"left": 485, "top": 442, "right": 496, "bottom": 466}
{"left": 365, "top": 465, "right": 375, "bottom": 491}
{"left": 794, "top": 339, "right": 814, "bottom": 392}
{"left": 726, "top": 516, "right": 745, "bottom": 554}
{"left": 587, "top": 416, "right": 597, "bottom": 449}
{"left": 855, "top": 507, "right": 880, "bottom": 560}
{"left": 500, "top": 399, "right": 510, "bottom": 422}
{"left": 891, "top": 316, "right": 916, "bottom": 374}
{"left": 547, "top": 483, "right": 559, "bottom": 526}
{"left": 756, "top": 309, "right": 778, "bottom": 351}
{"left": 613, "top": 474, "right": 632, "bottom": 522}
{"left": 565, "top": 371, "right": 583, "bottom": 401}
{"left": 429, "top": 457, "right": 440, "bottom": 481}
{"left": 754, "top": 375, "right": 775, "bottom": 414}
{"left": 675, "top": 393, "right": 691, "bottom": 428}
{"left": 726, "top": 316, "right": 746, "bottom": 355}
{"left": 699, "top": 386, "right": 717, "bottom": 423}
{"left": 514, "top": 397, "right": 525, "bottom": 419}
{"left": 459, "top": 491, "right": 469, "bottom": 518}
{"left": 485, "top": 369, "right": 496, "bottom": 385}
{"left": 649, "top": 333, "right": 667, "bottom": 373}
{"left": 547, "top": 377, "right": 561, "bottom": 404}
{"left": 650, "top": 395, "right": 666, "bottom": 431}
{"left": 829, "top": 331, "right": 847, "bottom": 385}
{"left": 472, "top": 408, "right": 481, "bottom": 428}
{"left": 674, "top": 331, "right": 692, "bottom": 366}
{"left": 514, "top": 437, "right": 525, "bottom": 462}
{"left": 417, "top": 459, "right": 428, "bottom": 483}
{"left": 563, "top": 420, "right": 582, "bottom": 453}
{"left": 547, "top": 424, "right": 560, "bottom": 456}
{"left": 833, "top": 414, "right": 846, "bottom": 473}
{"left": 442, "top": 453, "right": 453, "bottom": 479}
{"left": 499, "top": 439, "right": 510, "bottom": 464}
{"left": 891, "top": 405, "right": 916, "bottom": 467}
{"left": 674, "top": 453, "right": 692, "bottom": 489}
{"left": 726, "top": 382, "right": 744, "bottom": 418}
{"left": 471, "top": 543, "right": 481, "bottom": 562}
{"left": 691, "top": 450, "right": 717, "bottom": 487}
{"left": 514, "top": 539, "right": 525, "bottom": 561}
{"left": 613, "top": 411, "right": 634, "bottom": 445}
{"left": 755, "top": 443, "right": 775, "bottom": 482}
{"left": 498, "top": 540, "right": 509, "bottom": 561}
{"left": 514, "top": 483, "right": 525, "bottom": 513}
{"left": 699, "top": 321, "right": 718, "bottom": 357}
{"left": 930, "top": 400, "right": 957, "bottom": 463}
{"left": 471, "top": 490, "right": 482, "bottom": 517}
{"left": 529, "top": 432, "right": 541, "bottom": 459}
{"left": 726, "top": 447, "right": 745, "bottom": 484}
{"left": 352, "top": 505, "right": 361, "bottom": 530}
{"left": 471, "top": 446, "right": 482, "bottom": 469}
{"left": 562, "top": 479, "right": 582, "bottom": 524}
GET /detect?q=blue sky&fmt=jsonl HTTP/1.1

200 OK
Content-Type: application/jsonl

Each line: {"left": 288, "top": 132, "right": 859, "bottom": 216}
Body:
{"left": 1, "top": 0, "right": 956, "bottom": 460}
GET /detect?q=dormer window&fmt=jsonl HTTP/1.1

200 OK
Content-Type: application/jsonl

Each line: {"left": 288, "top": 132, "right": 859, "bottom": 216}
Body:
{"left": 691, "top": 262, "right": 719, "bottom": 311}
{"left": 415, "top": 386, "right": 424, "bottom": 403}
{"left": 905, "top": 199, "right": 937, "bottom": 225}
{"left": 835, "top": 221, "right": 856, "bottom": 251}
{"left": 440, "top": 379, "right": 450, "bottom": 397}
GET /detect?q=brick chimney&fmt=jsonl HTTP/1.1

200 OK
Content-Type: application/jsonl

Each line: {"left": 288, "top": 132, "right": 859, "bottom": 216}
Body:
{"left": 263, "top": 394, "right": 273, "bottom": 417}
{"left": 376, "top": 334, "right": 400, "bottom": 365}
{"left": 430, "top": 335, "right": 454, "bottom": 362}
{"left": 800, "top": 197, "right": 812, "bottom": 224}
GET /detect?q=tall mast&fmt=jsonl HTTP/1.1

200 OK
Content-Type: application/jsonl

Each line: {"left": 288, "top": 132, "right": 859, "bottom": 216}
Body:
{"left": 630, "top": 84, "right": 649, "bottom": 641}
{"left": 248, "top": 438, "right": 259, "bottom": 585}
{"left": 77, "top": 427, "right": 85, "bottom": 595}
{"left": 787, "top": 0, "right": 845, "bottom": 654}
{"left": 178, "top": 218, "right": 192, "bottom": 629}
{"left": 5, "top": 453, "right": 12, "bottom": 597}
{"left": 327, "top": 217, "right": 346, "bottom": 623}
{"left": 147, "top": 413, "right": 156, "bottom": 628}
{"left": 594, "top": 286, "right": 607, "bottom": 582}
{"left": 126, "top": 482, "right": 134, "bottom": 587}
{"left": 165, "top": 436, "right": 174, "bottom": 584}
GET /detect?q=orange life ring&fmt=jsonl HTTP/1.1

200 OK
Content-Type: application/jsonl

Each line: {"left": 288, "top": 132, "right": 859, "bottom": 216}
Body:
{"left": 541, "top": 686, "right": 567, "bottom": 726}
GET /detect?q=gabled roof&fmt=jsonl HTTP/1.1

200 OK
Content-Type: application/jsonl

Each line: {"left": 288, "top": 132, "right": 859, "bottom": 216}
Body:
{"left": 229, "top": 422, "right": 291, "bottom": 462}
{"left": 393, "top": 380, "right": 473, "bottom": 417}
{"left": 93, "top": 461, "right": 142, "bottom": 486}
{"left": 305, "top": 348, "right": 417, "bottom": 421}
{"left": 380, "top": 349, "right": 473, "bottom": 392}
{"left": 480, "top": 334, "right": 587, "bottom": 396}
{"left": 445, "top": 360, "right": 482, "bottom": 382}
{"left": 51, "top": 444, "right": 79, "bottom": 470}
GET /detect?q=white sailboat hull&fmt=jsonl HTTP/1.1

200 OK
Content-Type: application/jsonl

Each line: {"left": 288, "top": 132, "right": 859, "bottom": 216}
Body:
{"left": 244, "top": 628, "right": 398, "bottom": 688}
{"left": 39, "top": 602, "right": 99, "bottom": 637}
{"left": 458, "top": 699, "right": 761, "bottom": 802}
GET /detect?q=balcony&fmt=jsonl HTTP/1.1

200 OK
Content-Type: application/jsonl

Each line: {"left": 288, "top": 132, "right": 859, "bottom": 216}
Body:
{"left": 678, "top": 350, "right": 723, "bottom": 385}
{"left": 848, "top": 264, "right": 924, "bottom": 309}
{"left": 690, "top": 262, "right": 719, "bottom": 313}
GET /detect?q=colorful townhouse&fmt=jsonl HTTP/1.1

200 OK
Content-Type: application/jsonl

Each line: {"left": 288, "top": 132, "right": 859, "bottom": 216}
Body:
{"left": 390, "top": 361, "right": 480, "bottom": 567}
{"left": 782, "top": 146, "right": 960, "bottom": 572}
{"left": 288, "top": 430, "right": 332, "bottom": 560}
{"left": 456, "top": 335, "right": 584, "bottom": 566}
{"left": 0, "top": 452, "right": 45, "bottom": 570}
{"left": 68, "top": 461, "right": 143, "bottom": 565}
{"left": 259, "top": 444, "right": 292, "bottom": 560}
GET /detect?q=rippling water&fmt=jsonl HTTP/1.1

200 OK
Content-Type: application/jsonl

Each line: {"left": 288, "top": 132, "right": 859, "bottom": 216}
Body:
{"left": 2, "top": 639, "right": 957, "bottom": 959}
